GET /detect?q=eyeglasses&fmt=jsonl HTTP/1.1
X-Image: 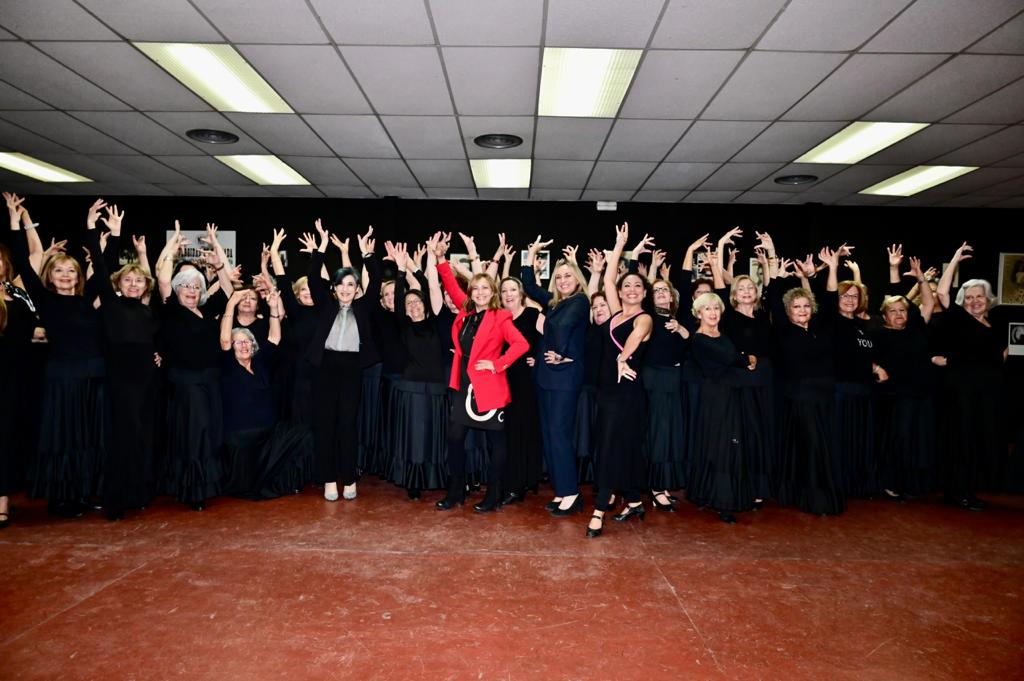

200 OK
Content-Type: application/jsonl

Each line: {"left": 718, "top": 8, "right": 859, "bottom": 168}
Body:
{"left": 180, "top": 284, "right": 202, "bottom": 292}
{"left": 232, "top": 340, "right": 253, "bottom": 346}
{"left": 652, "top": 287, "right": 671, "bottom": 293}
{"left": 839, "top": 292, "right": 860, "bottom": 300}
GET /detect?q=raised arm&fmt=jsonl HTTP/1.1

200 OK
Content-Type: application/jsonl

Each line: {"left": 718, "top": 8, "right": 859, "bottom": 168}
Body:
{"left": 683, "top": 233, "right": 710, "bottom": 271}
{"left": 521, "top": 234, "right": 555, "bottom": 306}
{"left": 356, "top": 225, "right": 379, "bottom": 302}
{"left": 906, "top": 256, "right": 934, "bottom": 324}
{"left": 937, "top": 241, "right": 971, "bottom": 310}
{"left": 887, "top": 243, "right": 903, "bottom": 285}
{"left": 269, "top": 228, "right": 287, "bottom": 276}
{"left": 307, "top": 219, "right": 332, "bottom": 308}
{"left": 155, "top": 220, "right": 186, "bottom": 301}
{"left": 603, "top": 223, "right": 630, "bottom": 314}
{"left": 648, "top": 249, "right": 665, "bottom": 285}
{"left": 4, "top": 192, "right": 45, "bottom": 298}
{"left": 586, "top": 248, "right": 605, "bottom": 298}
{"left": 200, "top": 223, "right": 235, "bottom": 295}
{"left": 424, "top": 231, "right": 446, "bottom": 316}
{"left": 266, "top": 289, "right": 282, "bottom": 345}
{"left": 713, "top": 227, "right": 742, "bottom": 290}
{"left": 818, "top": 245, "right": 842, "bottom": 293}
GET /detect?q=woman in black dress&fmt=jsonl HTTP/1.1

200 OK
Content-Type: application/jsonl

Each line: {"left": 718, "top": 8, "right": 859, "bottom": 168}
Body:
{"left": 219, "top": 289, "right": 311, "bottom": 499}
{"left": 0, "top": 238, "right": 36, "bottom": 528}
{"left": 7, "top": 194, "right": 106, "bottom": 518}
{"left": 269, "top": 228, "right": 317, "bottom": 429}
{"left": 687, "top": 291, "right": 758, "bottom": 523}
{"left": 155, "top": 221, "right": 236, "bottom": 510}
{"left": 934, "top": 242, "right": 1007, "bottom": 510}
{"left": 770, "top": 253, "right": 845, "bottom": 516}
{"left": 575, "top": 289, "right": 611, "bottom": 485}
{"left": 498, "top": 275, "right": 544, "bottom": 506}
{"left": 84, "top": 200, "right": 161, "bottom": 520}
{"left": 872, "top": 250, "right": 937, "bottom": 500}
{"left": 587, "top": 223, "right": 653, "bottom": 539}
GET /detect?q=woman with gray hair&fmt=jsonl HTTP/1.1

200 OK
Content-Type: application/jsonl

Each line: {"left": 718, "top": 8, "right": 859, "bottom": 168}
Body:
{"left": 934, "top": 242, "right": 1007, "bottom": 511}
{"left": 155, "top": 222, "right": 236, "bottom": 510}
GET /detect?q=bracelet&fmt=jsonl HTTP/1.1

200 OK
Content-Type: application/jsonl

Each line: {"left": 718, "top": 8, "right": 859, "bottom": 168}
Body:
{"left": 214, "top": 263, "right": 225, "bottom": 271}
{"left": 270, "top": 314, "right": 280, "bottom": 319}
{"left": 24, "top": 222, "right": 39, "bottom": 231}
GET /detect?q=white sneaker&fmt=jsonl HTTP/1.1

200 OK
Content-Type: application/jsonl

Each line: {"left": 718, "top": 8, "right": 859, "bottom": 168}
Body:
{"left": 343, "top": 483, "right": 357, "bottom": 500}
{"left": 324, "top": 482, "right": 339, "bottom": 502}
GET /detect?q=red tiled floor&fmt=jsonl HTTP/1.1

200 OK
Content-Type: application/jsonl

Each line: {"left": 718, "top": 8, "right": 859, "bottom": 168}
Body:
{"left": 1, "top": 480, "right": 1022, "bottom": 680}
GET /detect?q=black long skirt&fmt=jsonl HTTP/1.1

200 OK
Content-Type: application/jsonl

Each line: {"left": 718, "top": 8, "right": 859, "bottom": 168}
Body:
{"left": 687, "top": 381, "right": 754, "bottom": 513}
{"left": 735, "top": 360, "right": 774, "bottom": 501}
{"left": 875, "top": 393, "right": 935, "bottom": 495}
{"left": 161, "top": 368, "right": 223, "bottom": 505}
{"left": 222, "top": 423, "right": 312, "bottom": 500}
{"left": 280, "top": 353, "right": 313, "bottom": 427}
{"left": 680, "top": 361, "right": 703, "bottom": 489}
{"left": 775, "top": 381, "right": 845, "bottom": 515}
{"left": 357, "top": 362, "right": 385, "bottom": 475}
{"left": 386, "top": 380, "right": 449, "bottom": 491}
{"left": 835, "top": 382, "right": 877, "bottom": 498}
{"left": 939, "top": 368, "right": 1004, "bottom": 498}
{"left": 643, "top": 365, "right": 686, "bottom": 491}
{"left": 594, "top": 390, "right": 649, "bottom": 498}
{"left": 504, "top": 368, "right": 543, "bottom": 494}
{"left": 28, "top": 358, "right": 106, "bottom": 502}
{"left": 102, "top": 343, "right": 159, "bottom": 512}
{"left": 574, "top": 385, "right": 597, "bottom": 484}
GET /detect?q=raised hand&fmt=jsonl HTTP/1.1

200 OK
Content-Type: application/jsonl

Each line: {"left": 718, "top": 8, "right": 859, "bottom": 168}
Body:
{"left": 501, "top": 242, "right": 516, "bottom": 262}
{"left": 562, "top": 244, "right": 579, "bottom": 264}
{"left": 86, "top": 198, "right": 107, "bottom": 230}
{"left": 776, "top": 258, "right": 794, "bottom": 279}
{"left": 923, "top": 266, "right": 938, "bottom": 282}
{"left": 357, "top": 225, "right": 375, "bottom": 255}
{"left": 818, "top": 245, "right": 840, "bottom": 269}
{"left": 101, "top": 203, "right": 124, "bottom": 235}
{"left": 586, "top": 248, "right": 605, "bottom": 274}
{"left": 637, "top": 262, "right": 649, "bottom": 278}
{"left": 528, "top": 234, "right": 554, "bottom": 255}
{"left": 43, "top": 237, "right": 68, "bottom": 259}
{"left": 260, "top": 243, "right": 271, "bottom": 268}
{"left": 726, "top": 247, "right": 737, "bottom": 270}
{"left": 905, "top": 255, "right": 925, "bottom": 281}
{"left": 271, "top": 227, "right": 286, "bottom": 252}
{"left": 951, "top": 241, "right": 973, "bottom": 263}
{"left": 754, "top": 231, "right": 775, "bottom": 253}
{"left": 457, "top": 231, "right": 477, "bottom": 257}
{"left": 719, "top": 226, "right": 743, "bottom": 247}
{"left": 392, "top": 242, "right": 409, "bottom": 270}
{"left": 887, "top": 243, "right": 903, "bottom": 268}
{"left": 687, "top": 232, "right": 710, "bottom": 253}
{"left": 132, "top": 234, "right": 146, "bottom": 253}
{"left": 202, "top": 222, "right": 219, "bottom": 247}
{"left": 651, "top": 249, "right": 667, "bottom": 272}
{"left": 3, "top": 192, "right": 25, "bottom": 227}
{"left": 659, "top": 263, "right": 672, "bottom": 281}
{"left": 614, "top": 223, "right": 630, "bottom": 250}
{"left": 844, "top": 260, "right": 860, "bottom": 274}
{"left": 313, "top": 218, "right": 330, "bottom": 250}
{"left": 330, "top": 233, "right": 350, "bottom": 255}
{"left": 297, "top": 231, "right": 317, "bottom": 254}
{"left": 412, "top": 243, "right": 427, "bottom": 268}
{"left": 630, "top": 233, "right": 655, "bottom": 259}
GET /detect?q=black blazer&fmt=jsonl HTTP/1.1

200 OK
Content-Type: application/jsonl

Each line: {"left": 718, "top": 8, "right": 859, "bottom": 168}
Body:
{"left": 306, "top": 250, "right": 381, "bottom": 369}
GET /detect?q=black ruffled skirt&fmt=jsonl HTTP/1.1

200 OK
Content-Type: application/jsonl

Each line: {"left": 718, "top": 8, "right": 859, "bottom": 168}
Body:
{"left": 875, "top": 392, "right": 935, "bottom": 495}
{"left": 835, "top": 382, "right": 877, "bottom": 498}
{"left": 357, "top": 362, "right": 385, "bottom": 475}
{"left": 938, "top": 368, "right": 1004, "bottom": 497}
{"left": 687, "top": 381, "right": 754, "bottom": 513}
{"left": 161, "top": 368, "right": 223, "bottom": 505}
{"left": 386, "top": 380, "right": 449, "bottom": 491}
{"left": 29, "top": 358, "right": 106, "bottom": 502}
{"left": 222, "top": 423, "right": 312, "bottom": 500}
{"left": 775, "top": 381, "right": 845, "bottom": 515}
{"left": 643, "top": 365, "right": 686, "bottom": 491}
{"left": 574, "top": 385, "right": 598, "bottom": 484}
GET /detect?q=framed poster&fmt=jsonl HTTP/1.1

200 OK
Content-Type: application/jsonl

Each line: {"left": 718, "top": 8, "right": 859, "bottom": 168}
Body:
{"left": 1010, "top": 323, "right": 1024, "bottom": 357}
{"left": 748, "top": 257, "right": 764, "bottom": 290}
{"left": 997, "top": 252, "right": 1024, "bottom": 305}
{"left": 164, "top": 229, "right": 237, "bottom": 265}
{"left": 520, "top": 249, "right": 550, "bottom": 280}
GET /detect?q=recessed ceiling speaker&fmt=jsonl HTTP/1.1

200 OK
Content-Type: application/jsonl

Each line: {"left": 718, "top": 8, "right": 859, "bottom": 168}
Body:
{"left": 774, "top": 174, "right": 818, "bottom": 185}
{"left": 473, "top": 133, "right": 524, "bottom": 149}
{"left": 186, "top": 128, "right": 240, "bottom": 144}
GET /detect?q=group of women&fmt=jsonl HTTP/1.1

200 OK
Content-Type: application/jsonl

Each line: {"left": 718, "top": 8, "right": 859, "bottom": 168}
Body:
{"left": 0, "top": 192, "right": 1014, "bottom": 538}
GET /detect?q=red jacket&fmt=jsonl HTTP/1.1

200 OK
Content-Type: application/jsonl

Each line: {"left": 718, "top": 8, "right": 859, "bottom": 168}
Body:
{"left": 438, "top": 261, "right": 529, "bottom": 411}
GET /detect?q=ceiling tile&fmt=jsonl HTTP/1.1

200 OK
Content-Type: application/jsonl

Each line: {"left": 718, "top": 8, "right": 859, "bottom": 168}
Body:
{"left": 303, "top": 115, "right": 398, "bottom": 158}
{"left": 0, "top": 28, "right": 17, "bottom": 40}
{"left": 587, "top": 162, "right": 657, "bottom": 190}
{"left": 988, "top": 196, "right": 1024, "bottom": 208}
{"left": 0, "top": 111, "right": 136, "bottom": 154}
{"left": 191, "top": 0, "right": 327, "bottom": 43}
{"left": 90, "top": 155, "right": 193, "bottom": 183}
{"left": 479, "top": 188, "right": 528, "bottom": 200}
{"left": 225, "top": 113, "right": 334, "bottom": 157}
{"left": 426, "top": 188, "right": 478, "bottom": 199}
{"left": 319, "top": 185, "right": 376, "bottom": 198}
{"left": 534, "top": 118, "right": 613, "bottom": 161}
{"left": 944, "top": 77, "right": 1024, "bottom": 124}
{"left": 703, "top": 52, "right": 847, "bottom": 120}
{"left": 344, "top": 158, "right": 417, "bottom": 185}
{"left": 581, "top": 189, "right": 634, "bottom": 201}
{"left": 808, "top": 165, "right": 914, "bottom": 193}
{"left": 620, "top": 50, "right": 744, "bottom": 119}
{"left": 431, "top": 0, "right": 543, "bottom": 46}
{"left": 782, "top": 191, "right": 847, "bottom": 205}
{"left": 733, "top": 122, "right": 847, "bottom": 163}
{"left": 783, "top": 54, "right": 947, "bottom": 121}
{"left": 28, "top": 153, "right": 139, "bottom": 182}
{"left": 147, "top": 112, "right": 267, "bottom": 154}
{"left": 683, "top": 190, "right": 742, "bottom": 203}
{"left": 938, "top": 195, "right": 1000, "bottom": 207}
{"left": 155, "top": 184, "right": 224, "bottom": 197}
{"left": 77, "top": 0, "right": 221, "bottom": 41}
{"left": 835, "top": 194, "right": 899, "bottom": 205}
{"left": 532, "top": 160, "right": 594, "bottom": 188}
{"left": 381, "top": 116, "right": 464, "bottom": 159}
{"left": 407, "top": 160, "right": 473, "bottom": 187}
{"left": 864, "top": 0, "right": 1022, "bottom": 52}
{"left": 545, "top": 0, "right": 664, "bottom": 48}
{"left": 931, "top": 126, "right": 1024, "bottom": 165}
{"left": 311, "top": 0, "right": 434, "bottom": 45}
{"left": 633, "top": 190, "right": 685, "bottom": 202}
{"left": 207, "top": 185, "right": 269, "bottom": 197}
{"left": 910, "top": 167, "right": 1024, "bottom": 196}
{"left": 993, "top": 152, "right": 1024, "bottom": 167}
{"left": 968, "top": 12, "right": 1024, "bottom": 54}
{"left": 600, "top": 119, "right": 690, "bottom": 162}
{"left": 643, "top": 163, "right": 721, "bottom": 190}
{"left": 154, "top": 156, "right": 258, "bottom": 184}
{"left": 0, "top": 42, "right": 129, "bottom": 110}
{"left": 97, "top": 182, "right": 171, "bottom": 197}
{"left": 459, "top": 116, "right": 535, "bottom": 158}
{"left": 530, "top": 188, "right": 580, "bottom": 201}
{"left": 652, "top": 0, "right": 786, "bottom": 49}
{"left": 277, "top": 156, "right": 361, "bottom": 185}
{"left": 696, "top": 163, "right": 782, "bottom": 191}
{"left": 263, "top": 185, "right": 325, "bottom": 198}
{"left": 443, "top": 47, "right": 538, "bottom": 115}
{"left": 237, "top": 45, "right": 371, "bottom": 115}
{"left": 0, "top": 0, "right": 119, "bottom": 39}
{"left": 0, "top": 117, "right": 71, "bottom": 153}
{"left": 372, "top": 186, "right": 424, "bottom": 198}
{"left": 759, "top": 0, "right": 912, "bottom": 51}
{"left": 70, "top": 113, "right": 201, "bottom": 158}
{"left": 37, "top": 42, "right": 212, "bottom": 111}
{"left": 749, "top": 163, "right": 847, "bottom": 192}
{"left": 666, "top": 121, "right": 770, "bottom": 162}
{"left": 866, "top": 124, "right": 1004, "bottom": 164}
{"left": 733, "top": 191, "right": 793, "bottom": 204}
{"left": 867, "top": 55, "right": 1024, "bottom": 122}
{"left": 342, "top": 47, "right": 453, "bottom": 115}
{"left": 976, "top": 174, "right": 1024, "bottom": 196}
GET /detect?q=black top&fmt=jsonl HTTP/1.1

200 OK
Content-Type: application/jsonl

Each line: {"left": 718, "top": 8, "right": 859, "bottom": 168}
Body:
{"left": 158, "top": 287, "right": 229, "bottom": 372}
{"left": 306, "top": 250, "right": 381, "bottom": 368}
{"left": 941, "top": 301, "right": 1006, "bottom": 374}
{"left": 236, "top": 313, "right": 270, "bottom": 350}
{"left": 221, "top": 343, "right": 277, "bottom": 431}
{"left": 86, "top": 230, "right": 158, "bottom": 348}
{"left": 715, "top": 285, "right": 774, "bottom": 358}
{"left": 11, "top": 229, "right": 104, "bottom": 362}
{"left": 871, "top": 309, "right": 934, "bottom": 398}
{"left": 598, "top": 311, "right": 649, "bottom": 392}
{"left": 459, "top": 310, "right": 486, "bottom": 355}
{"left": 508, "top": 306, "right": 540, "bottom": 380}
{"left": 0, "top": 290, "right": 36, "bottom": 348}
{"left": 644, "top": 311, "right": 687, "bottom": 368}
{"left": 832, "top": 314, "right": 875, "bottom": 385}
{"left": 276, "top": 272, "right": 319, "bottom": 362}
{"left": 393, "top": 271, "right": 447, "bottom": 383}
{"left": 768, "top": 281, "right": 837, "bottom": 388}
{"left": 372, "top": 294, "right": 407, "bottom": 375}
{"left": 691, "top": 332, "right": 749, "bottom": 381}
{"left": 583, "top": 322, "right": 605, "bottom": 387}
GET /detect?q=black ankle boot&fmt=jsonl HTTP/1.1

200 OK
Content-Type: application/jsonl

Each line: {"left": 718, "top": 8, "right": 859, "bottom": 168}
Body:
{"left": 436, "top": 476, "right": 465, "bottom": 510}
{"left": 474, "top": 483, "right": 502, "bottom": 513}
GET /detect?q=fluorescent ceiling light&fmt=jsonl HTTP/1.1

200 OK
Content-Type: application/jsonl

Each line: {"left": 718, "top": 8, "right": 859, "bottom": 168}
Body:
{"left": 796, "top": 122, "right": 929, "bottom": 164}
{"left": 135, "top": 42, "right": 292, "bottom": 113}
{"left": 470, "top": 159, "right": 531, "bottom": 189}
{"left": 0, "top": 152, "right": 91, "bottom": 182}
{"left": 538, "top": 47, "right": 642, "bottom": 118}
{"left": 216, "top": 155, "right": 310, "bottom": 185}
{"left": 859, "top": 165, "right": 978, "bottom": 197}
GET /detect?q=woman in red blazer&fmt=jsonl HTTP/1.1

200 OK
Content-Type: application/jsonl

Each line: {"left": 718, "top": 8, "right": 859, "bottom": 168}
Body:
{"left": 431, "top": 233, "right": 529, "bottom": 513}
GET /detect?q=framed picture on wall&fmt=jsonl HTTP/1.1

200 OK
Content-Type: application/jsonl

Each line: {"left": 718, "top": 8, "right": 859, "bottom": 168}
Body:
{"left": 520, "top": 249, "right": 550, "bottom": 280}
{"left": 450, "top": 252, "right": 473, "bottom": 273}
{"left": 1010, "top": 323, "right": 1024, "bottom": 356}
{"left": 997, "top": 252, "right": 1024, "bottom": 306}
{"left": 748, "top": 257, "right": 765, "bottom": 290}
{"left": 941, "top": 262, "right": 959, "bottom": 289}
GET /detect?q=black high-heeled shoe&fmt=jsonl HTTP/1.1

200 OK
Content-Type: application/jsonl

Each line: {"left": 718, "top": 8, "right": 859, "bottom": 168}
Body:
{"left": 586, "top": 513, "right": 604, "bottom": 538}
{"left": 436, "top": 476, "right": 466, "bottom": 511}
{"left": 651, "top": 492, "right": 676, "bottom": 512}
{"left": 550, "top": 494, "right": 582, "bottom": 517}
{"left": 474, "top": 484, "right": 502, "bottom": 513}
{"left": 500, "top": 490, "right": 524, "bottom": 507}
{"left": 718, "top": 512, "right": 737, "bottom": 524}
{"left": 613, "top": 503, "right": 645, "bottom": 522}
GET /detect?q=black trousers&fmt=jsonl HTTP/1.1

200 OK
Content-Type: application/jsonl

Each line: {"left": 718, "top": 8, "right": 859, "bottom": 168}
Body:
{"left": 312, "top": 350, "right": 362, "bottom": 486}
{"left": 446, "top": 419, "right": 507, "bottom": 485}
